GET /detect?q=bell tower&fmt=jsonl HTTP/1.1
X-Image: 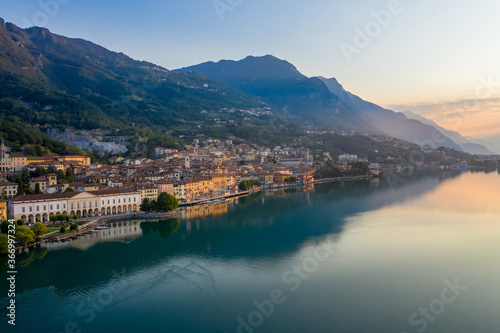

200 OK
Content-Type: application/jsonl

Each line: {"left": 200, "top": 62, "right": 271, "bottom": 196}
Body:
{"left": 0, "top": 137, "right": 6, "bottom": 162}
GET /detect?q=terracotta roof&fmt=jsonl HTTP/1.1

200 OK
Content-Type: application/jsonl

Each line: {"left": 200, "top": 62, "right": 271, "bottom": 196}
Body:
{"left": 89, "top": 189, "right": 140, "bottom": 196}
{"left": 11, "top": 192, "right": 80, "bottom": 202}
{"left": 155, "top": 179, "right": 173, "bottom": 184}
{"left": 0, "top": 182, "right": 18, "bottom": 186}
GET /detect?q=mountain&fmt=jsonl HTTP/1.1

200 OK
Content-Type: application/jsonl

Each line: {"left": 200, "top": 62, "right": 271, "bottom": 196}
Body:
{"left": 176, "top": 56, "right": 462, "bottom": 150}
{"left": 0, "top": 19, "right": 474, "bottom": 154}
{"left": 317, "top": 77, "right": 463, "bottom": 150}
{"left": 0, "top": 19, "right": 266, "bottom": 155}
{"left": 402, "top": 111, "right": 494, "bottom": 154}
{"left": 175, "top": 55, "right": 377, "bottom": 133}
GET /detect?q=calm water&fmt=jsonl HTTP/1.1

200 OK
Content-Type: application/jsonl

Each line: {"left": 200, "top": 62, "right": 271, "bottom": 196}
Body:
{"left": 1, "top": 171, "right": 500, "bottom": 333}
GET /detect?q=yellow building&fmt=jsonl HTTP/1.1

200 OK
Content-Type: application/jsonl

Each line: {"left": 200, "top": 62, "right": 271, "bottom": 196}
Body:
{"left": 185, "top": 180, "right": 202, "bottom": 200}
{"left": 258, "top": 173, "right": 274, "bottom": 185}
{"left": 29, "top": 174, "right": 58, "bottom": 193}
{"left": 0, "top": 182, "right": 19, "bottom": 198}
{"left": 139, "top": 187, "right": 158, "bottom": 201}
{"left": 210, "top": 174, "right": 228, "bottom": 194}
{"left": 273, "top": 173, "right": 288, "bottom": 184}
{"left": 57, "top": 156, "right": 91, "bottom": 166}
{"left": 197, "top": 177, "right": 214, "bottom": 195}
{"left": 0, "top": 200, "right": 7, "bottom": 220}
{"left": 27, "top": 155, "right": 91, "bottom": 167}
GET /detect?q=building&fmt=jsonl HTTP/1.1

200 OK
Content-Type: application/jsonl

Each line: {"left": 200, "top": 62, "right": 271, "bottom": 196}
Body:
{"left": 10, "top": 192, "right": 80, "bottom": 224}
{"left": 27, "top": 155, "right": 90, "bottom": 167}
{"left": 173, "top": 182, "right": 187, "bottom": 200}
{"left": 258, "top": 173, "right": 274, "bottom": 185}
{"left": 0, "top": 200, "right": 7, "bottom": 220}
{"left": 155, "top": 147, "right": 178, "bottom": 156}
{"left": 138, "top": 187, "right": 158, "bottom": 202}
{"left": 273, "top": 173, "right": 288, "bottom": 184}
{"left": 10, "top": 189, "right": 142, "bottom": 224}
{"left": 185, "top": 180, "right": 201, "bottom": 200}
{"left": 89, "top": 189, "right": 141, "bottom": 216}
{"left": 57, "top": 155, "right": 91, "bottom": 166}
{"left": 369, "top": 163, "right": 381, "bottom": 175}
{"left": 197, "top": 177, "right": 214, "bottom": 196}
{"left": 460, "top": 161, "right": 468, "bottom": 172}
{"left": 0, "top": 182, "right": 19, "bottom": 198}
{"left": 155, "top": 179, "right": 174, "bottom": 196}
{"left": 279, "top": 158, "right": 304, "bottom": 166}
{"left": 29, "top": 174, "right": 58, "bottom": 193}
{"left": 46, "top": 184, "right": 69, "bottom": 194}
{"left": 0, "top": 138, "right": 27, "bottom": 173}
{"left": 210, "top": 174, "right": 228, "bottom": 194}
{"left": 69, "top": 183, "right": 101, "bottom": 192}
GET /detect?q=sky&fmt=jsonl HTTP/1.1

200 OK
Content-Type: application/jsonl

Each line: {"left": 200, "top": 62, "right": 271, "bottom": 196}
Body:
{"left": 1, "top": 0, "right": 500, "bottom": 149}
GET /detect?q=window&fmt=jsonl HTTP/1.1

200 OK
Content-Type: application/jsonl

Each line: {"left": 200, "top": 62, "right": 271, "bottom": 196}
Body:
{"left": 71, "top": 204, "right": 74, "bottom": 209}
{"left": 36, "top": 206, "right": 39, "bottom": 212}
{"left": 118, "top": 199, "right": 121, "bottom": 204}
{"left": 63, "top": 204, "right": 66, "bottom": 209}
{"left": 44, "top": 205, "right": 47, "bottom": 211}
{"left": 129, "top": 198, "right": 131, "bottom": 203}
{"left": 113, "top": 199, "right": 115, "bottom": 204}
{"left": 22, "top": 207, "right": 25, "bottom": 213}
{"left": 57, "top": 204, "right": 60, "bottom": 209}
{"left": 107, "top": 200, "right": 110, "bottom": 205}
{"left": 29, "top": 207, "right": 32, "bottom": 212}
{"left": 89, "top": 202, "right": 92, "bottom": 208}
{"left": 50, "top": 205, "right": 53, "bottom": 210}
{"left": 102, "top": 200, "right": 104, "bottom": 205}
{"left": 134, "top": 198, "right": 136, "bottom": 202}
{"left": 77, "top": 203, "right": 80, "bottom": 209}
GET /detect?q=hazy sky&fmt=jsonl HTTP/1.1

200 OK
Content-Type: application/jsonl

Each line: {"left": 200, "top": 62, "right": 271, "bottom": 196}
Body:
{"left": 1, "top": 0, "right": 500, "bottom": 143}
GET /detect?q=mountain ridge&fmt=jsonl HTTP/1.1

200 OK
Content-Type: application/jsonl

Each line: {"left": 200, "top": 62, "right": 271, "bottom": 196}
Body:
{"left": 176, "top": 56, "right": 466, "bottom": 151}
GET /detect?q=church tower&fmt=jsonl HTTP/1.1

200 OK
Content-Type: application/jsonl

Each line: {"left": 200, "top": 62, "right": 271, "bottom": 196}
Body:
{"left": 0, "top": 137, "right": 6, "bottom": 162}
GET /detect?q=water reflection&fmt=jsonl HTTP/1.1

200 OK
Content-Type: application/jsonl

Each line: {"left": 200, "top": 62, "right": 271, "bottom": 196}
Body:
{"left": 5, "top": 170, "right": 497, "bottom": 333}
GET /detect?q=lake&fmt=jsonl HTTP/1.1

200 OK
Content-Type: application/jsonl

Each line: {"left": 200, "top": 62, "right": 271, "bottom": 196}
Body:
{"left": 1, "top": 171, "right": 500, "bottom": 333}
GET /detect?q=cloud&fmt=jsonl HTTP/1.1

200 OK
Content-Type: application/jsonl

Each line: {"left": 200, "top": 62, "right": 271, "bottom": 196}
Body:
{"left": 388, "top": 97, "right": 500, "bottom": 139}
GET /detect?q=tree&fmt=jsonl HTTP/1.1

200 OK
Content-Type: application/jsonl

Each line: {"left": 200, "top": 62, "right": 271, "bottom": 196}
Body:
{"left": 34, "top": 167, "right": 48, "bottom": 178}
{"left": 238, "top": 181, "right": 249, "bottom": 191}
{"left": 70, "top": 224, "right": 78, "bottom": 231}
{"left": 16, "top": 219, "right": 24, "bottom": 226}
{"left": 140, "top": 198, "right": 151, "bottom": 212}
{"left": 15, "top": 226, "right": 35, "bottom": 245}
{"left": 0, "top": 220, "right": 9, "bottom": 234}
{"left": 238, "top": 180, "right": 262, "bottom": 191}
{"left": 47, "top": 166, "right": 57, "bottom": 174}
{"left": 32, "top": 222, "right": 48, "bottom": 236}
{"left": 157, "top": 193, "right": 179, "bottom": 212}
{"left": 64, "top": 215, "right": 70, "bottom": 222}
{"left": 50, "top": 215, "right": 58, "bottom": 223}
{"left": 65, "top": 168, "right": 75, "bottom": 183}
{"left": 166, "top": 194, "right": 179, "bottom": 211}
{"left": 34, "top": 183, "right": 42, "bottom": 194}
{"left": 150, "top": 199, "right": 158, "bottom": 212}
{"left": 21, "top": 167, "right": 31, "bottom": 183}
{"left": 64, "top": 187, "right": 75, "bottom": 193}
{"left": 0, "top": 234, "right": 8, "bottom": 255}
{"left": 284, "top": 177, "right": 298, "bottom": 184}
{"left": 23, "top": 145, "right": 36, "bottom": 156}
{"left": 350, "top": 161, "right": 369, "bottom": 175}
{"left": 72, "top": 214, "right": 79, "bottom": 220}
{"left": 59, "top": 226, "right": 66, "bottom": 233}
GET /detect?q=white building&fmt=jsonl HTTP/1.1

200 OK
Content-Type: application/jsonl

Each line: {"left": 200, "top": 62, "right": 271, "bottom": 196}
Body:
{"left": 9, "top": 189, "right": 141, "bottom": 225}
